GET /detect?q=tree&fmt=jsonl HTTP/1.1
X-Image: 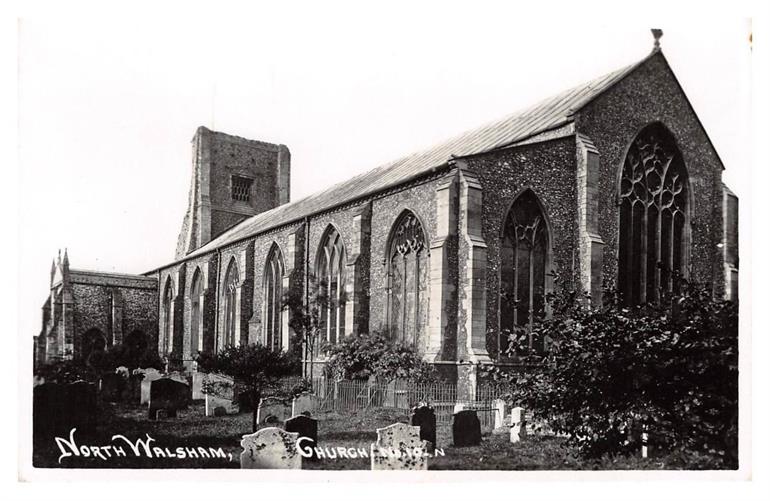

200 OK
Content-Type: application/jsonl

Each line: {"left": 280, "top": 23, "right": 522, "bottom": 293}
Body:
{"left": 483, "top": 283, "right": 738, "bottom": 468}
{"left": 196, "top": 344, "right": 303, "bottom": 432}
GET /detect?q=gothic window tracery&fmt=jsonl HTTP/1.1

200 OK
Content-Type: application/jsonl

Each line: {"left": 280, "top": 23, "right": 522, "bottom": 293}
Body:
{"left": 317, "top": 226, "right": 346, "bottom": 346}
{"left": 618, "top": 123, "right": 689, "bottom": 305}
{"left": 264, "top": 245, "right": 284, "bottom": 352}
{"left": 223, "top": 259, "right": 240, "bottom": 348}
{"left": 500, "top": 190, "right": 550, "bottom": 352}
{"left": 386, "top": 211, "right": 428, "bottom": 347}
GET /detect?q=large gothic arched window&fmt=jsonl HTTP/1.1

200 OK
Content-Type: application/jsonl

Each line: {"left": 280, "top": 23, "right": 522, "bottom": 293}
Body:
{"left": 386, "top": 211, "right": 428, "bottom": 347}
{"left": 618, "top": 123, "right": 689, "bottom": 305}
{"left": 189, "top": 268, "right": 203, "bottom": 354}
{"left": 161, "top": 278, "right": 174, "bottom": 356}
{"left": 264, "top": 244, "right": 284, "bottom": 352}
{"left": 316, "top": 226, "right": 346, "bottom": 345}
{"left": 223, "top": 259, "right": 240, "bottom": 348}
{"left": 500, "top": 189, "right": 550, "bottom": 351}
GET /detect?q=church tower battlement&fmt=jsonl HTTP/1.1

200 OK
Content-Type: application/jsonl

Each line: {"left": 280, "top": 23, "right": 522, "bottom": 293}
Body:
{"left": 175, "top": 126, "right": 291, "bottom": 259}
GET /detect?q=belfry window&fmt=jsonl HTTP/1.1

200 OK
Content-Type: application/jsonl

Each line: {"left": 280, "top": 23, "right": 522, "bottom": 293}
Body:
{"left": 264, "top": 245, "right": 284, "bottom": 352}
{"left": 223, "top": 259, "right": 240, "bottom": 347}
{"left": 231, "top": 175, "right": 253, "bottom": 202}
{"left": 316, "top": 226, "right": 346, "bottom": 346}
{"left": 618, "top": 123, "right": 689, "bottom": 305}
{"left": 500, "top": 189, "right": 550, "bottom": 352}
{"left": 386, "top": 211, "right": 428, "bottom": 346}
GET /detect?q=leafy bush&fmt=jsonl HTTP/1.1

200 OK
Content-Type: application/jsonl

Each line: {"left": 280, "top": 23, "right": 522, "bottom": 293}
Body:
{"left": 323, "top": 331, "right": 437, "bottom": 383}
{"left": 486, "top": 284, "right": 738, "bottom": 468}
{"left": 34, "top": 358, "right": 98, "bottom": 384}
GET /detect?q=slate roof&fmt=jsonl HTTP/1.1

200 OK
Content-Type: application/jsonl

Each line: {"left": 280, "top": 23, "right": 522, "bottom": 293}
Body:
{"left": 162, "top": 51, "right": 655, "bottom": 267}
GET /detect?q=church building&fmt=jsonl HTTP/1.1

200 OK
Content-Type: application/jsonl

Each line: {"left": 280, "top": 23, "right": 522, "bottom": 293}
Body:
{"left": 35, "top": 37, "right": 740, "bottom": 395}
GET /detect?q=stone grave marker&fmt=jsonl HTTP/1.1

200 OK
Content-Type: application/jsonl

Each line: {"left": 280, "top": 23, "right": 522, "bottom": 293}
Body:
{"left": 203, "top": 373, "right": 239, "bottom": 416}
{"left": 256, "top": 396, "right": 291, "bottom": 424}
{"left": 510, "top": 406, "right": 526, "bottom": 443}
{"left": 371, "top": 422, "right": 428, "bottom": 470}
{"left": 291, "top": 392, "right": 316, "bottom": 417}
{"left": 191, "top": 371, "right": 205, "bottom": 400}
{"left": 410, "top": 406, "right": 436, "bottom": 451}
{"left": 453, "top": 410, "right": 482, "bottom": 447}
{"left": 99, "top": 373, "right": 124, "bottom": 402}
{"left": 148, "top": 378, "right": 190, "bottom": 420}
{"left": 140, "top": 370, "right": 164, "bottom": 405}
{"left": 285, "top": 415, "right": 319, "bottom": 461}
{"left": 493, "top": 399, "right": 508, "bottom": 430}
{"left": 33, "top": 382, "right": 63, "bottom": 436}
{"left": 240, "top": 427, "right": 301, "bottom": 469}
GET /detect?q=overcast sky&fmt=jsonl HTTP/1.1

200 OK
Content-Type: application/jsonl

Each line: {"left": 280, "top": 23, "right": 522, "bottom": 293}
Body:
{"left": 18, "top": 4, "right": 752, "bottom": 340}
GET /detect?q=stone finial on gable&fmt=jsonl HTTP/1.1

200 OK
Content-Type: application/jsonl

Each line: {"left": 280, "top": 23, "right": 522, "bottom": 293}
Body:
{"left": 651, "top": 28, "right": 663, "bottom": 50}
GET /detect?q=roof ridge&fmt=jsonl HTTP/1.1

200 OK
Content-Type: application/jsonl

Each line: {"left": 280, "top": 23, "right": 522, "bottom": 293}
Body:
{"left": 149, "top": 52, "right": 652, "bottom": 271}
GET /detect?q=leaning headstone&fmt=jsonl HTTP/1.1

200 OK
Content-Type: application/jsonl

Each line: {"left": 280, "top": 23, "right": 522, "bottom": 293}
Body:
{"left": 285, "top": 415, "right": 319, "bottom": 461}
{"left": 140, "top": 371, "right": 164, "bottom": 405}
{"left": 256, "top": 396, "right": 291, "bottom": 424}
{"left": 148, "top": 378, "right": 190, "bottom": 420}
{"left": 240, "top": 427, "right": 301, "bottom": 469}
{"left": 453, "top": 410, "right": 482, "bottom": 447}
{"left": 510, "top": 406, "right": 526, "bottom": 443}
{"left": 371, "top": 422, "right": 428, "bottom": 470}
{"left": 410, "top": 406, "right": 436, "bottom": 451}
{"left": 291, "top": 392, "right": 316, "bottom": 417}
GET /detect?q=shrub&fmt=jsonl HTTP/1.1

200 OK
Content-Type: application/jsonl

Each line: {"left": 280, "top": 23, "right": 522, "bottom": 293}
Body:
{"left": 196, "top": 343, "right": 303, "bottom": 432}
{"left": 323, "top": 331, "right": 438, "bottom": 384}
{"left": 486, "top": 284, "right": 738, "bottom": 468}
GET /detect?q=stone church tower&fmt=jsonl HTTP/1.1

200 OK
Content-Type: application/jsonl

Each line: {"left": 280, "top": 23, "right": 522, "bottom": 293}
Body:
{"left": 175, "top": 127, "right": 291, "bottom": 259}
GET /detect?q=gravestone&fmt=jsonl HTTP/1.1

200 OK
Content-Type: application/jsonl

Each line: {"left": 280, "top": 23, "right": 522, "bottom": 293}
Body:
{"left": 453, "top": 410, "right": 482, "bottom": 447}
{"left": 99, "top": 373, "right": 124, "bottom": 402}
{"left": 256, "top": 397, "right": 291, "bottom": 424}
{"left": 240, "top": 427, "right": 301, "bottom": 469}
{"left": 493, "top": 399, "right": 508, "bottom": 430}
{"left": 33, "top": 382, "right": 63, "bottom": 436}
{"left": 203, "top": 373, "right": 239, "bottom": 416}
{"left": 285, "top": 415, "right": 319, "bottom": 461}
{"left": 291, "top": 392, "right": 316, "bottom": 417}
{"left": 371, "top": 422, "right": 428, "bottom": 470}
{"left": 191, "top": 371, "right": 205, "bottom": 400}
{"left": 122, "top": 373, "right": 143, "bottom": 403}
{"left": 410, "top": 406, "right": 436, "bottom": 452}
{"left": 148, "top": 378, "right": 190, "bottom": 420}
{"left": 140, "top": 371, "right": 164, "bottom": 405}
{"left": 510, "top": 406, "right": 526, "bottom": 443}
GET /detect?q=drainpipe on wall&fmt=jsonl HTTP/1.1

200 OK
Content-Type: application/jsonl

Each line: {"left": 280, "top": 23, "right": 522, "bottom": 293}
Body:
{"left": 303, "top": 216, "right": 311, "bottom": 380}
{"left": 214, "top": 248, "right": 222, "bottom": 353}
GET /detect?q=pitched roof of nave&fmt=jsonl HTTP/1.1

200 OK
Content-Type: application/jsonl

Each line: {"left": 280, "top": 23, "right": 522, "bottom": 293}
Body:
{"left": 165, "top": 49, "right": 661, "bottom": 267}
